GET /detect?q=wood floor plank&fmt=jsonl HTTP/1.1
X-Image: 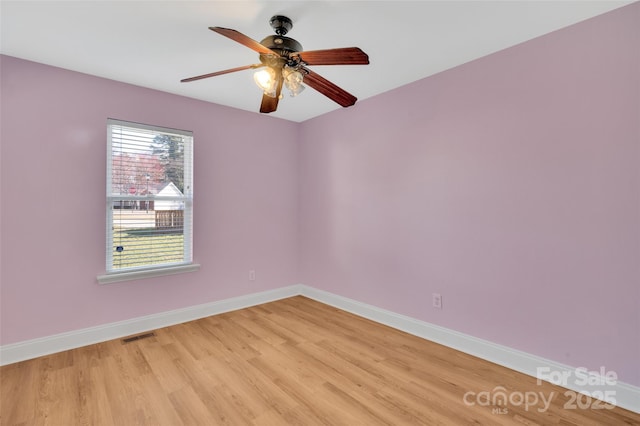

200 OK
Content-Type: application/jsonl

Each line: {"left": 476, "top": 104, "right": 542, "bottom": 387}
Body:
{"left": 2, "top": 296, "right": 639, "bottom": 425}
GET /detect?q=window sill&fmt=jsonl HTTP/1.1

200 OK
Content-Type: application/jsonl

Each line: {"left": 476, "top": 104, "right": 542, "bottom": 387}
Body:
{"left": 97, "top": 263, "right": 200, "bottom": 285}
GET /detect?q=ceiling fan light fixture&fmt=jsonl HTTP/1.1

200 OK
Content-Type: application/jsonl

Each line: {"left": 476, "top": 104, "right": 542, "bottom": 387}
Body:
{"left": 287, "top": 82, "right": 305, "bottom": 97}
{"left": 253, "top": 67, "right": 277, "bottom": 97}
{"left": 283, "top": 67, "right": 305, "bottom": 97}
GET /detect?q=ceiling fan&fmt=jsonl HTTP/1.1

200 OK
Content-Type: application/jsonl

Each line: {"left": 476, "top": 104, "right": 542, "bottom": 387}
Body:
{"left": 181, "top": 15, "right": 370, "bottom": 114}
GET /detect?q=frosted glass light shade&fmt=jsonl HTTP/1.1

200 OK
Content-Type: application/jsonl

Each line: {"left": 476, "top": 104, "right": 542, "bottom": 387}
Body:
{"left": 254, "top": 68, "right": 277, "bottom": 98}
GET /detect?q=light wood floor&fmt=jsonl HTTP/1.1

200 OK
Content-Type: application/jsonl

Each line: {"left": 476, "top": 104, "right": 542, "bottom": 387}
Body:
{"left": 1, "top": 296, "right": 639, "bottom": 425}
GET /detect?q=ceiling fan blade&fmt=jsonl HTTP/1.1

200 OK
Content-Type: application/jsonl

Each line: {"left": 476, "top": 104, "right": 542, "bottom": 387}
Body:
{"left": 295, "top": 47, "right": 369, "bottom": 66}
{"left": 181, "top": 64, "right": 264, "bottom": 83}
{"left": 259, "top": 93, "right": 278, "bottom": 114}
{"left": 301, "top": 68, "right": 358, "bottom": 108}
{"left": 259, "top": 73, "right": 284, "bottom": 113}
{"left": 210, "top": 27, "right": 277, "bottom": 55}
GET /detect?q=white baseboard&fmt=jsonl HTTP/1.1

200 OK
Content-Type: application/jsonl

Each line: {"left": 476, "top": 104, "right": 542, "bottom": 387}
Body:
{"left": 298, "top": 285, "right": 640, "bottom": 414}
{"left": 0, "top": 284, "right": 302, "bottom": 366}
{"left": 1, "top": 283, "right": 637, "bottom": 414}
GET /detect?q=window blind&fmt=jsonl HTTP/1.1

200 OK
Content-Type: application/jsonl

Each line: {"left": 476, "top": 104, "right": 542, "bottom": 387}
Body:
{"left": 106, "top": 119, "right": 193, "bottom": 273}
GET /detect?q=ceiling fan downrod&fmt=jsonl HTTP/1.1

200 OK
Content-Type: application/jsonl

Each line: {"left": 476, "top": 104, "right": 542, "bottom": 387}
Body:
{"left": 269, "top": 15, "right": 293, "bottom": 36}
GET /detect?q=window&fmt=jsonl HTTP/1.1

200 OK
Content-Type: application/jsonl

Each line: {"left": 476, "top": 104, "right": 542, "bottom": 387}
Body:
{"left": 98, "top": 119, "right": 196, "bottom": 284}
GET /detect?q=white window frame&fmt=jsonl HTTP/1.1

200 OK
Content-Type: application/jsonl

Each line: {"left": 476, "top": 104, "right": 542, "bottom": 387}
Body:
{"left": 97, "top": 119, "right": 199, "bottom": 284}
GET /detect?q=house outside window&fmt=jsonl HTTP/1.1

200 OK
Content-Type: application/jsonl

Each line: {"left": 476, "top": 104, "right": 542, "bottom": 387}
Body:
{"left": 98, "top": 119, "right": 196, "bottom": 283}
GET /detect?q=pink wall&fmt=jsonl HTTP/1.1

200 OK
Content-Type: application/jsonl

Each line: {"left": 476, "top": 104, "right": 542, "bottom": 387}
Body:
{"left": 298, "top": 4, "right": 639, "bottom": 386}
{"left": 0, "top": 55, "right": 299, "bottom": 344}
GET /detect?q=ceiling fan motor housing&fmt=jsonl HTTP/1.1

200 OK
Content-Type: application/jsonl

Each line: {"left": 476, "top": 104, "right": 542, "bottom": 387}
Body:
{"left": 259, "top": 35, "right": 303, "bottom": 68}
{"left": 259, "top": 35, "right": 303, "bottom": 54}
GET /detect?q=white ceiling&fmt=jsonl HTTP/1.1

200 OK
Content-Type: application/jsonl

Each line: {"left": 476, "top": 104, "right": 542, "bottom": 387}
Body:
{"left": 1, "top": 1, "right": 633, "bottom": 122}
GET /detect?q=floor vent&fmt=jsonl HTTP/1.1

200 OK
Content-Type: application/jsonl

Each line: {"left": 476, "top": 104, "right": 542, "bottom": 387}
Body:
{"left": 121, "top": 332, "right": 156, "bottom": 343}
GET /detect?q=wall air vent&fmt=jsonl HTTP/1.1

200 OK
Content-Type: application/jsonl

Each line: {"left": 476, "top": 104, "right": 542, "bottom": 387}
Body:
{"left": 121, "top": 332, "right": 156, "bottom": 343}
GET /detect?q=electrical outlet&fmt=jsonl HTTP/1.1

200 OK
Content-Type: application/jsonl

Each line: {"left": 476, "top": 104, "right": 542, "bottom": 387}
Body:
{"left": 249, "top": 270, "right": 256, "bottom": 281}
{"left": 433, "top": 293, "right": 442, "bottom": 309}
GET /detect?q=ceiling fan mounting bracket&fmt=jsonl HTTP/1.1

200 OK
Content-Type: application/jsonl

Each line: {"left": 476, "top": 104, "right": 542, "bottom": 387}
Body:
{"left": 269, "top": 15, "right": 293, "bottom": 36}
